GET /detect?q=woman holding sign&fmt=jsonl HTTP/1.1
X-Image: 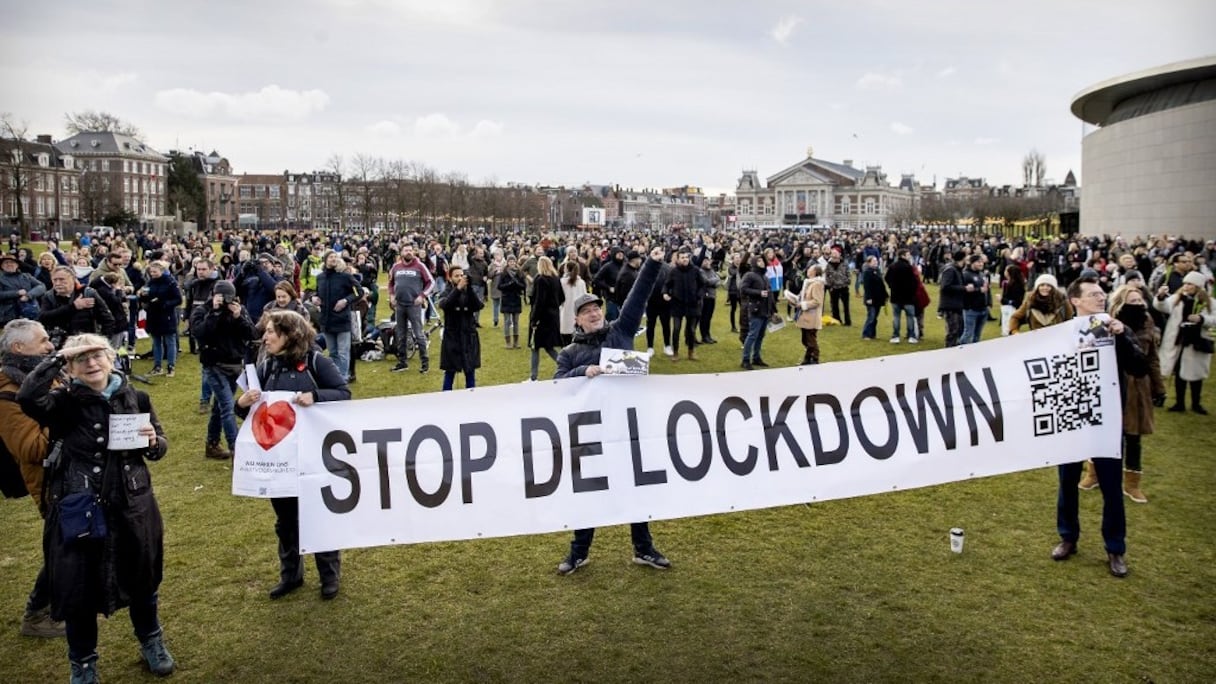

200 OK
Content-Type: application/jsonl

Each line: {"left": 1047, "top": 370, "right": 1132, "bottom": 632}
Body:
{"left": 236, "top": 309, "right": 351, "bottom": 600}
{"left": 17, "top": 334, "right": 174, "bottom": 683}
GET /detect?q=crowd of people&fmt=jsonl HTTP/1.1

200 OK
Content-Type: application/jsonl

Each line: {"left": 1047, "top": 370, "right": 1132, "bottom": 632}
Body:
{"left": 1, "top": 223, "right": 1213, "bottom": 682}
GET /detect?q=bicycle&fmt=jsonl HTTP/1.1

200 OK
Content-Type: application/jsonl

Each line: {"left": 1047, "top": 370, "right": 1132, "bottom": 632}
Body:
{"left": 380, "top": 293, "right": 444, "bottom": 361}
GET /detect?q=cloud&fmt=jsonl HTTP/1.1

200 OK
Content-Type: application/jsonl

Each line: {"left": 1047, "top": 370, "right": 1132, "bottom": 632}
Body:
{"left": 974, "top": 137, "right": 1000, "bottom": 145}
{"left": 414, "top": 113, "right": 503, "bottom": 140}
{"left": 771, "top": 16, "right": 803, "bottom": 45}
{"left": 365, "top": 120, "right": 402, "bottom": 136}
{"left": 936, "top": 66, "right": 956, "bottom": 78}
{"left": 153, "top": 85, "right": 330, "bottom": 122}
{"left": 856, "top": 72, "right": 902, "bottom": 90}
{"left": 100, "top": 72, "right": 138, "bottom": 91}
{"left": 890, "top": 122, "right": 913, "bottom": 135}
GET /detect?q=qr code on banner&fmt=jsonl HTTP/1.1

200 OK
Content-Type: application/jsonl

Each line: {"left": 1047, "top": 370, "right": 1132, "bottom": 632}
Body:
{"left": 1024, "top": 350, "right": 1103, "bottom": 437}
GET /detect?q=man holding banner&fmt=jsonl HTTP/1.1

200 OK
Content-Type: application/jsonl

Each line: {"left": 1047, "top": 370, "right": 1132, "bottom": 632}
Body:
{"left": 1052, "top": 276, "right": 1148, "bottom": 578}
{"left": 553, "top": 245, "right": 670, "bottom": 575}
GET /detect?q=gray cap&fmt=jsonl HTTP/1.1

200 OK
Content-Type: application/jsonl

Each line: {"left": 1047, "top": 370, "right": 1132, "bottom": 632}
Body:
{"left": 572, "top": 292, "right": 603, "bottom": 313}
{"left": 213, "top": 280, "right": 237, "bottom": 298}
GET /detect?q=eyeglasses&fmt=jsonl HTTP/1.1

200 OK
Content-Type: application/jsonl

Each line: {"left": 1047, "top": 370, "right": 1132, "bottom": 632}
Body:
{"left": 68, "top": 350, "right": 108, "bottom": 366}
{"left": 1081, "top": 292, "right": 1107, "bottom": 300}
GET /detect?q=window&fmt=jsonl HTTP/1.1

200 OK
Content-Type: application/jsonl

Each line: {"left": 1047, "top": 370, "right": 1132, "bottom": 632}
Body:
{"left": 840, "top": 198, "right": 851, "bottom": 214}
{"left": 864, "top": 200, "right": 876, "bottom": 215}
{"left": 34, "top": 175, "right": 43, "bottom": 191}
{"left": 124, "top": 160, "right": 130, "bottom": 173}
{"left": 124, "top": 177, "right": 131, "bottom": 193}
{"left": 239, "top": 186, "right": 252, "bottom": 199}
{"left": 36, "top": 197, "right": 45, "bottom": 216}
{"left": 269, "top": 186, "right": 280, "bottom": 199}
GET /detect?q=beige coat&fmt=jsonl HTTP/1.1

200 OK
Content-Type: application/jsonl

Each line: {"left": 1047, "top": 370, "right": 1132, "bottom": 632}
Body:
{"left": 795, "top": 277, "right": 825, "bottom": 330}
{"left": 1154, "top": 292, "right": 1215, "bottom": 381}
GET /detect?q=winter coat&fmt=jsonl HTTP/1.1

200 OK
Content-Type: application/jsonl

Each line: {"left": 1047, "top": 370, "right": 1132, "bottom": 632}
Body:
{"left": 960, "top": 268, "right": 988, "bottom": 311}
{"left": 739, "top": 270, "right": 769, "bottom": 322}
{"left": 315, "top": 268, "right": 359, "bottom": 334}
{"left": 439, "top": 286, "right": 484, "bottom": 373}
{"left": 1154, "top": 292, "right": 1215, "bottom": 381}
{"left": 615, "top": 263, "right": 640, "bottom": 304}
{"left": 824, "top": 259, "right": 850, "bottom": 290}
{"left": 0, "top": 353, "right": 55, "bottom": 506}
{"left": 937, "top": 263, "right": 965, "bottom": 311}
{"left": 496, "top": 269, "right": 526, "bottom": 314}
{"left": 862, "top": 267, "right": 888, "bottom": 307}
{"left": 555, "top": 256, "right": 661, "bottom": 378}
{"left": 138, "top": 274, "right": 182, "bottom": 337}
{"left": 664, "top": 264, "right": 706, "bottom": 317}
{"left": 884, "top": 259, "right": 919, "bottom": 306}
{"left": 39, "top": 283, "right": 116, "bottom": 341}
{"left": 795, "top": 276, "right": 825, "bottom": 330}
{"left": 559, "top": 277, "right": 588, "bottom": 336}
{"left": 18, "top": 362, "right": 168, "bottom": 620}
{"left": 1009, "top": 290, "right": 1074, "bottom": 333}
{"left": 529, "top": 274, "right": 565, "bottom": 350}
{"left": 92, "top": 280, "right": 128, "bottom": 337}
{"left": 236, "top": 263, "right": 279, "bottom": 324}
{"left": 191, "top": 301, "right": 258, "bottom": 368}
{"left": 236, "top": 349, "right": 350, "bottom": 422}
{"left": 0, "top": 270, "right": 47, "bottom": 325}
{"left": 1120, "top": 316, "right": 1160, "bottom": 436}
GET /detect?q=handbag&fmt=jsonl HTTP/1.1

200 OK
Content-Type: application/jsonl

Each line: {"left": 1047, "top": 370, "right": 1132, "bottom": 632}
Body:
{"left": 58, "top": 491, "right": 108, "bottom": 542}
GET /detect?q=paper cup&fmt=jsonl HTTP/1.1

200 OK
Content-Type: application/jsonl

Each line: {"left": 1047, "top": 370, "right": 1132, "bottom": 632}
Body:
{"left": 950, "top": 528, "right": 965, "bottom": 553}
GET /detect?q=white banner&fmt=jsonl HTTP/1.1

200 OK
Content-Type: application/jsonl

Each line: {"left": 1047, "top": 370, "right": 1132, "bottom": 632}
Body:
{"left": 294, "top": 316, "right": 1122, "bottom": 553}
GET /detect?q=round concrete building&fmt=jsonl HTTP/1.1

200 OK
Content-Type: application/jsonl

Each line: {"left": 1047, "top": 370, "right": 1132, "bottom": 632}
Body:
{"left": 1071, "top": 55, "right": 1216, "bottom": 240}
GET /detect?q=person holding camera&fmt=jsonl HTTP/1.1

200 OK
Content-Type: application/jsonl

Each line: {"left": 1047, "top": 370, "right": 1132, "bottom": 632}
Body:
{"left": 1154, "top": 271, "right": 1215, "bottom": 414}
{"left": 17, "top": 334, "right": 174, "bottom": 682}
{"left": 37, "top": 266, "right": 114, "bottom": 350}
{"left": 191, "top": 280, "right": 258, "bottom": 460}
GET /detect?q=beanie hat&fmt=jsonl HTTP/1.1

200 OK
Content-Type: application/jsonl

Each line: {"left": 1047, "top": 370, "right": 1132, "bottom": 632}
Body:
{"left": 1034, "top": 274, "right": 1058, "bottom": 289}
{"left": 1183, "top": 271, "right": 1208, "bottom": 288}
{"left": 213, "top": 280, "right": 237, "bottom": 298}
{"left": 951, "top": 250, "right": 967, "bottom": 262}
{"left": 1122, "top": 270, "right": 1144, "bottom": 283}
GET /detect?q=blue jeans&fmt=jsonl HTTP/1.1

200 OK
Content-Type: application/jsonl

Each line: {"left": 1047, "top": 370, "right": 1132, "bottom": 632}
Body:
{"left": 862, "top": 304, "right": 881, "bottom": 339}
{"left": 491, "top": 297, "right": 501, "bottom": 325}
{"left": 961, "top": 309, "right": 987, "bottom": 344}
{"left": 443, "top": 369, "right": 476, "bottom": 391}
{"left": 323, "top": 331, "right": 351, "bottom": 378}
{"left": 742, "top": 315, "right": 767, "bottom": 363}
{"left": 1057, "top": 459, "right": 1125, "bottom": 554}
{"left": 203, "top": 366, "right": 239, "bottom": 448}
{"left": 151, "top": 333, "right": 177, "bottom": 369}
{"left": 570, "top": 523, "right": 654, "bottom": 559}
{"left": 891, "top": 303, "right": 917, "bottom": 339}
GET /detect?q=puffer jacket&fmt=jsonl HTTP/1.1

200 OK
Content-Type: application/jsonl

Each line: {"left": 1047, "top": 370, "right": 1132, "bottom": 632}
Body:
{"left": 315, "top": 267, "right": 358, "bottom": 334}
{"left": 555, "top": 256, "right": 661, "bottom": 378}
{"left": 139, "top": 273, "right": 183, "bottom": 336}
{"left": 18, "top": 360, "right": 167, "bottom": 620}
{"left": 664, "top": 263, "right": 706, "bottom": 317}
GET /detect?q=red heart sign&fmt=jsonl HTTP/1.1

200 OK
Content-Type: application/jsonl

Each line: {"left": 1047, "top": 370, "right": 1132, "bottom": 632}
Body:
{"left": 251, "top": 401, "right": 297, "bottom": 451}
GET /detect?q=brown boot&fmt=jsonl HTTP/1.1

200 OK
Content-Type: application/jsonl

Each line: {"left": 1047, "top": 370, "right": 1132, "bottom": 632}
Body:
{"left": 1123, "top": 469, "right": 1147, "bottom": 503}
{"left": 512, "top": 335, "right": 520, "bottom": 349}
{"left": 1078, "top": 461, "right": 1099, "bottom": 490}
{"left": 205, "top": 442, "right": 232, "bottom": 460}
{"left": 687, "top": 347, "right": 698, "bottom": 361}
{"left": 505, "top": 337, "right": 513, "bottom": 349}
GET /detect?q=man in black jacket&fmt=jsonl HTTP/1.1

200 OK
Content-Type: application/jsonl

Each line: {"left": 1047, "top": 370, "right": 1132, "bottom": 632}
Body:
{"left": 191, "top": 280, "right": 257, "bottom": 460}
{"left": 938, "top": 250, "right": 967, "bottom": 347}
{"left": 553, "top": 246, "right": 670, "bottom": 575}
{"left": 37, "top": 267, "right": 114, "bottom": 349}
{"left": 884, "top": 249, "right": 919, "bottom": 344}
{"left": 663, "top": 249, "right": 706, "bottom": 361}
{"left": 860, "top": 255, "right": 887, "bottom": 341}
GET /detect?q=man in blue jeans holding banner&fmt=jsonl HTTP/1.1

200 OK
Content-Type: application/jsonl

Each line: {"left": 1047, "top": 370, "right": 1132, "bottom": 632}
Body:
{"left": 553, "top": 245, "right": 670, "bottom": 575}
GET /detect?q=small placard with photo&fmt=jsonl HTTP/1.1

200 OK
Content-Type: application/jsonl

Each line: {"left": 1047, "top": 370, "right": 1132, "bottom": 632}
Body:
{"left": 599, "top": 348, "right": 651, "bottom": 376}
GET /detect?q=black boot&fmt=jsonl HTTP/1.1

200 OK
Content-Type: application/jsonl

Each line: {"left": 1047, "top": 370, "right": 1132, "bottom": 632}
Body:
{"left": 1169, "top": 377, "right": 1188, "bottom": 411}
{"left": 1192, "top": 381, "right": 1207, "bottom": 415}
{"left": 317, "top": 551, "right": 342, "bottom": 600}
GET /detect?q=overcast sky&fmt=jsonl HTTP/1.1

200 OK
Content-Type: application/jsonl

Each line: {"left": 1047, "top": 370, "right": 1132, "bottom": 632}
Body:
{"left": 3, "top": 0, "right": 1213, "bottom": 195}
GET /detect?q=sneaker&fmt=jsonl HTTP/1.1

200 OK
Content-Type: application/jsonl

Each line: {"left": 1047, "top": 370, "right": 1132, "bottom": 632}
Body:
{"left": 741, "top": 361, "right": 753, "bottom": 370}
{"left": 663, "top": 345, "right": 674, "bottom": 356}
{"left": 908, "top": 337, "right": 919, "bottom": 344}
{"left": 166, "top": 366, "right": 175, "bottom": 377}
{"left": 633, "top": 549, "right": 671, "bottom": 570}
{"left": 20, "top": 606, "right": 65, "bottom": 638}
{"left": 557, "top": 555, "right": 589, "bottom": 575}
{"left": 391, "top": 362, "right": 409, "bottom": 373}
{"left": 419, "top": 360, "right": 430, "bottom": 374}
{"left": 70, "top": 655, "right": 100, "bottom": 684}
{"left": 752, "top": 359, "right": 769, "bottom": 368}
{"left": 197, "top": 400, "right": 210, "bottom": 415}
{"left": 889, "top": 337, "right": 900, "bottom": 344}
{"left": 148, "top": 367, "right": 164, "bottom": 376}
{"left": 635, "top": 325, "right": 646, "bottom": 338}
{"left": 646, "top": 348, "right": 654, "bottom": 356}
{"left": 138, "top": 630, "right": 176, "bottom": 676}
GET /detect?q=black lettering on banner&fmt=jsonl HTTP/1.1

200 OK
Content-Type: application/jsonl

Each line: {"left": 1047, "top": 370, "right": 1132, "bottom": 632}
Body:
{"left": 459, "top": 422, "right": 497, "bottom": 504}
{"left": 850, "top": 387, "right": 898, "bottom": 460}
{"left": 628, "top": 407, "right": 667, "bottom": 486}
{"left": 363, "top": 428, "right": 402, "bottom": 509}
{"left": 666, "top": 400, "right": 712, "bottom": 481}
{"left": 569, "top": 411, "right": 608, "bottom": 493}
{"left": 405, "top": 425, "right": 452, "bottom": 508}
{"left": 760, "top": 395, "right": 810, "bottom": 471}
{"left": 805, "top": 394, "right": 849, "bottom": 465}
{"left": 895, "top": 377, "right": 957, "bottom": 453}
{"left": 716, "top": 397, "right": 758, "bottom": 476}
{"left": 321, "top": 430, "right": 360, "bottom": 514}
{"left": 956, "top": 368, "right": 1004, "bottom": 446}
{"left": 521, "top": 417, "right": 562, "bottom": 498}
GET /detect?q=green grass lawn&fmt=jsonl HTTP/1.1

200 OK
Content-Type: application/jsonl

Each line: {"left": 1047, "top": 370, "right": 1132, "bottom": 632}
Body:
{"left": 2, "top": 273, "right": 1214, "bottom": 683}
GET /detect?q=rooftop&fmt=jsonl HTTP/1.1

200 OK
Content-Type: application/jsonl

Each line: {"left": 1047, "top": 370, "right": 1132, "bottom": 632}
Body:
{"left": 1071, "top": 55, "right": 1216, "bottom": 126}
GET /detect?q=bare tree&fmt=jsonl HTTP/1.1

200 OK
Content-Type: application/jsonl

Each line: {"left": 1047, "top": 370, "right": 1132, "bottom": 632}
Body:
{"left": 64, "top": 110, "right": 141, "bottom": 137}
{"left": 1022, "top": 149, "right": 1046, "bottom": 188}
{"left": 325, "top": 154, "right": 346, "bottom": 232}
{"left": 0, "top": 114, "right": 32, "bottom": 240}
{"left": 349, "top": 153, "right": 381, "bottom": 232}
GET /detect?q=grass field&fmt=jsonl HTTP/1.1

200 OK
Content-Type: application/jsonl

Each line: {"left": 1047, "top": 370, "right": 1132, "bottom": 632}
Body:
{"left": 1, "top": 270, "right": 1214, "bottom": 683}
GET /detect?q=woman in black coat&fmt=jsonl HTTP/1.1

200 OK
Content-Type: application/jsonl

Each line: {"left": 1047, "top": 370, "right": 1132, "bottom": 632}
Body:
{"left": 528, "top": 256, "right": 564, "bottom": 381}
{"left": 439, "top": 265, "right": 483, "bottom": 390}
{"left": 496, "top": 254, "right": 527, "bottom": 349}
{"left": 138, "top": 261, "right": 183, "bottom": 375}
{"left": 18, "top": 334, "right": 174, "bottom": 681}
{"left": 236, "top": 309, "right": 351, "bottom": 601}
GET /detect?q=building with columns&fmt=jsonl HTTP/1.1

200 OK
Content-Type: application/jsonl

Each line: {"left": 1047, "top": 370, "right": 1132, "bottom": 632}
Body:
{"left": 734, "top": 148, "right": 916, "bottom": 231}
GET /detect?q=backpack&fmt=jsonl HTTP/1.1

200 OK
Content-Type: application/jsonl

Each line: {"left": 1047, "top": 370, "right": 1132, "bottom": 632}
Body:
{"left": 256, "top": 350, "right": 321, "bottom": 391}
